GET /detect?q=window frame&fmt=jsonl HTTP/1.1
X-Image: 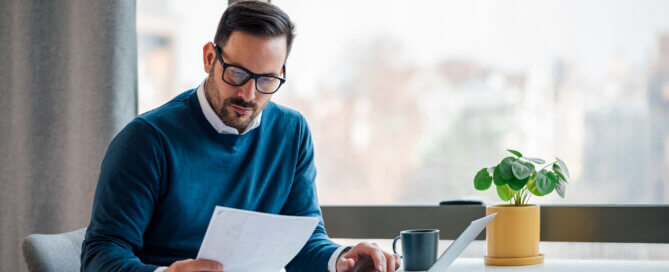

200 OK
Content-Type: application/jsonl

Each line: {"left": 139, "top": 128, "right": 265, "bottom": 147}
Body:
{"left": 321, "top": 205, "right": 669, "bottom": 243}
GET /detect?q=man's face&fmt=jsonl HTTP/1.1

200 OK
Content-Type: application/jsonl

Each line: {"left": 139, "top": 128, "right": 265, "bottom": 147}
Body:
{"left": 203, "top": 31, "right": 287, "bottom": 132}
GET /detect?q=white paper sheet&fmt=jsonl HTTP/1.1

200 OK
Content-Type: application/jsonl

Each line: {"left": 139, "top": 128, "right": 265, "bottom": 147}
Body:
{"left": 196, "top": 206, "right": 319, "bottom": 272}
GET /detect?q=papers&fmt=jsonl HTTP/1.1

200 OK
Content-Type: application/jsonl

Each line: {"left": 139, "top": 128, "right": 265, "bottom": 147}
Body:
{"left": 197, "top": 206, "right": 319, "bottom": 272}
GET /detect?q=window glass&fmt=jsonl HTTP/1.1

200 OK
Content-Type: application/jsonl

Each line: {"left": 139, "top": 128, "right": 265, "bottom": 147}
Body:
{"left": 138, "top": 0, "right": 669, "bottom": 205}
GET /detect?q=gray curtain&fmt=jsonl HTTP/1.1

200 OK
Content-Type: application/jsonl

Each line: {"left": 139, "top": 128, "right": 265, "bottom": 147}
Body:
{"left": 0, "top": 0, "right": 137, "bottom": 271}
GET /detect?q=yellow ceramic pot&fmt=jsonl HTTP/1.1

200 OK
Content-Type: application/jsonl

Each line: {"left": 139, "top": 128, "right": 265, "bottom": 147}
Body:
{"left": 484, "top": 204, "right": 544, "bottom": 266}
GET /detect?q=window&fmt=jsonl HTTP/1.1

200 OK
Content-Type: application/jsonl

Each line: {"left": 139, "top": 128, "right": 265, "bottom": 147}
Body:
{"left": 138, "top": 0, "right": 669, "bottom": 206}
{"left": 274, "top": 0, "right": 669, "bottom": 205}
{"left": 137, "top": 0, "right": 227, "bottom": 112}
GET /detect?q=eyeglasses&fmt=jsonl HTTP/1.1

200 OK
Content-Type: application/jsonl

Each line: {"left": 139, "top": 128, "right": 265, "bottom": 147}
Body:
{"left": 214, "top": 44, "right": 286, "bottom": 94}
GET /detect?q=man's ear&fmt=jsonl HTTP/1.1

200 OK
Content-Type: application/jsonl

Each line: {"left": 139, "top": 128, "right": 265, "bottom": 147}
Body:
{"left": 203, "top": 42, "right": 216, "bottom": 73}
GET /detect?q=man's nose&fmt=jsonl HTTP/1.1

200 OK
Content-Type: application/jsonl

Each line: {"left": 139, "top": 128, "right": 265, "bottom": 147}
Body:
{"left": 237, "top": 78, "right": 256, "bottom": 102}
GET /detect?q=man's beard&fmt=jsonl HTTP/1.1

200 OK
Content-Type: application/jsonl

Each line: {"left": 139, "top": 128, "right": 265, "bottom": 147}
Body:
{"left": 204, "top": 76, "right": 260, "bottom": 132}
{"left": 219, "top": 97, "right": 258, "bottom": 131}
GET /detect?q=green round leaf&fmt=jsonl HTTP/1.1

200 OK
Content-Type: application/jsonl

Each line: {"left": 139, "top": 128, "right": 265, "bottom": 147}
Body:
{"left": 496, "top": 184, "right": 514, "bottom": 201}
{"left": 499, "top": 157, "right": 517, "bottom": 180}
{"left": 556, "top": 172, "right": 566, "bottom": 184}
{"left": 553, "top": 164, "right": 568, "bottom": 183}
{"left": 507, "top": 149, "right": 523, "bottom": 158}
{"left": 555, "top": 173, "right": 567, "bottom": 198}
{"left": 536, "top": 169, "right": 556, "bottom": 195}
{"left": 474, "top": 168, "right": 493, "bottom": 190}
{"left": 556, "top": 179, "right": 566, "bottom": 198}
{"left": 526, "top": 157, "right": 546, "bottom": 164}
{"left": 493, "top": 166, "right": 508, "bottom": 186}
{"left": 556, "top": 157, "right": 570, "bottom": 178}
{"left": 511, "top": 161, "right": 532, "bottom": 180}
{"left": 547, "top": 171, "right": 557, "bottom": 184}
{"left": 524, "top": 161, "right": 536, "bottom": 172}
{"left": 508, "top": 176, "right": 529, "bottom": 191}
{"left": 527, "top": 179, "right": 545, "bottom": 197}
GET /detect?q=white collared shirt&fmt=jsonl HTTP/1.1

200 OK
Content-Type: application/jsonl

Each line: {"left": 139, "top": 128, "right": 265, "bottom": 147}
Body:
{"left": 155, "top": 79, "right": 349, "bottom": 271}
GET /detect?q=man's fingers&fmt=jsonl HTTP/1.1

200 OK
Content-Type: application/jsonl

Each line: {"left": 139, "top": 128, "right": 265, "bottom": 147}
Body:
{"left": 367, "top": 245, "right": 386, "bottom": 272}
{"left": 179, "top": 259, "right": 223, "bottom": 271}
{"left": 337, "top": 257, "right": 354, "bottom": 269}
{"left": 343, "top": 258, "right": 356, "bottom": 269}
{"left": 378, "top": 252, "right": 387, "bottom": 272}
{"left": 336, "top": 256, "right": 357, "bottom": 272}
{"left": 385, "top": 252, "right": 394, "bottom": 272}
{"left": 346, "top": 242, "right": 404, "bottom": 272}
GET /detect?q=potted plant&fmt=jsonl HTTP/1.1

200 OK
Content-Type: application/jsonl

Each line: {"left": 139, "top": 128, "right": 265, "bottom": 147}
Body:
{"left": 473, "top": 149, "right": 570, "bottom": 266}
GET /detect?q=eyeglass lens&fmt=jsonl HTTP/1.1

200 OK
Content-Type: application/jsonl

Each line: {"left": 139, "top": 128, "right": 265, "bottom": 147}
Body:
{"left": 223, "top": 66, "right": 282, "bottom": 94}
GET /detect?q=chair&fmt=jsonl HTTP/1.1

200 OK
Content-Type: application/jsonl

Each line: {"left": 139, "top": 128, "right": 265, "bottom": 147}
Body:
{"left": 22, "top": 228, "right": 87, "bottom": 272}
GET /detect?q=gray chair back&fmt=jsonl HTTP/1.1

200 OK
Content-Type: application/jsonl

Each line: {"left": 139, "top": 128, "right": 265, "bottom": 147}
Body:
{"left": 22, "top": 228, "right": 86, "bottom": 272}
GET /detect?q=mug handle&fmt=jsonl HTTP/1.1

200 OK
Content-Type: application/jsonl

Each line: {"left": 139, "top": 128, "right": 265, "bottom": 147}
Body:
{"left": 392, "top": 236, "right": 401, "bottom": 255}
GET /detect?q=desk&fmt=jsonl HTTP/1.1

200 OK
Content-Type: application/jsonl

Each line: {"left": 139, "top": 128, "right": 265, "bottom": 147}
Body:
{"left": 398, "top": 258, "right": 669, "bottom": 272}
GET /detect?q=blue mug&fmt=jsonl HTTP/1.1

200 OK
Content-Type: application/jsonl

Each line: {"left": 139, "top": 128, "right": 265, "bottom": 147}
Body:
{"left": 392, "top": 229, "right": 439, "bottom": 271}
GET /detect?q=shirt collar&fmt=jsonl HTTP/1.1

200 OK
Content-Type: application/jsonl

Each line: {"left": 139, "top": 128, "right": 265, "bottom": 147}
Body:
{"left": 196, "top": 78, "right": 262, "bottom": 135}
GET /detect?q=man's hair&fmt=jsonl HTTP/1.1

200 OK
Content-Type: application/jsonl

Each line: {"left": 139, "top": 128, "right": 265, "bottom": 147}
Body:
{"left": 214, "top": 1, "right": 296, "bottom": 57}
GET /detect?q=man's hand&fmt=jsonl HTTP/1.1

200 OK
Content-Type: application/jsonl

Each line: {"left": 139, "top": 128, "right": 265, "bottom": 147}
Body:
{"left": 336, "top": 242, "right": 401, "bottom": 272}
{"left": 165, "top": 258, "right": 223, "bottom": 272}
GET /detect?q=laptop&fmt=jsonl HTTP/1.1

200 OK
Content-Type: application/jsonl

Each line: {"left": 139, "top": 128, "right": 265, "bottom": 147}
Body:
{"left": 398, "top": 213, "right": 497, "bottom": 272}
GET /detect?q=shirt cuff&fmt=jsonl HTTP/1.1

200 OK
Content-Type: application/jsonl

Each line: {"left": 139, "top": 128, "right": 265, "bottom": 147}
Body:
{"left": 154, "top": 267, "right": 168, "bottom": 272}
{"left": 328, "top": 245, "right": 353, "bottom": 272}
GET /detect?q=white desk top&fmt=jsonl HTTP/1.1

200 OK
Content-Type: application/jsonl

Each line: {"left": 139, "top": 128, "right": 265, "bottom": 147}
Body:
{"left": 398, "top": 258, "right": 669, "bottom": 272}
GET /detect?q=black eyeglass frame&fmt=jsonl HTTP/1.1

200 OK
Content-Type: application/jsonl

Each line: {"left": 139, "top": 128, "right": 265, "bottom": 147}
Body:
{"left": 213, "top": 44, "right": 286, "bottom": 94}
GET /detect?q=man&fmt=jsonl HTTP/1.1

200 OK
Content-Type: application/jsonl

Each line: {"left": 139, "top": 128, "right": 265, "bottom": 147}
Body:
{"left": 81, "top": 1, "right": 400, "bottom": 271}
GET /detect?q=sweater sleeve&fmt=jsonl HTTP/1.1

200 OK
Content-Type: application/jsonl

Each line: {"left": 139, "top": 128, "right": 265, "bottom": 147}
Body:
{"left": 281, "top": 118, "right": 341, "bottom": 272}
{"left": 80, "top": 118, "right": 164, "bottom": 272}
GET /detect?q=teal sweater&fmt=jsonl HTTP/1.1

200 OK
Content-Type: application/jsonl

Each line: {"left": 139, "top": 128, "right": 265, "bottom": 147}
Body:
{"left": 81, "top": 89, "right": 339, "bottom": 271}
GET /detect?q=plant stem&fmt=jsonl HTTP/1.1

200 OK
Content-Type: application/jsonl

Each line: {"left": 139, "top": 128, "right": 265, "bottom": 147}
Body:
{"left": 508, "top": 186, "right": 536, "bottom": 206}
{"left": 510, "top": 187, "right": 530, "bottom": 206}
{"left": 541, "top": 160, "right": 558, "bottom": 170}
{"left": 523, "top": 190, "right": 531, "bottom": 205}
